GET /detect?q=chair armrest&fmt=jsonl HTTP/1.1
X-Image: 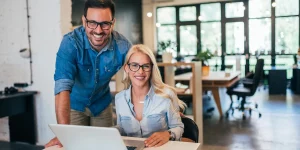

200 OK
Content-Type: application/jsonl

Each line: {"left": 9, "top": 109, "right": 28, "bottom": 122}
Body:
{"left": 227, "top": 78, "right": 241, "bottom": 90}
{"left": 245, "top": 71, "right": 254, "bottom": 79}
{"left": 241, "top": 78, "right": 254, "bottom": 88}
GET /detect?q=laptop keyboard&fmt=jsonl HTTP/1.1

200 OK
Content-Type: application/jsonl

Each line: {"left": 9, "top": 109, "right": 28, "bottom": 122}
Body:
{"left": 126, "top": 146, "right": 137, "bottom": 150}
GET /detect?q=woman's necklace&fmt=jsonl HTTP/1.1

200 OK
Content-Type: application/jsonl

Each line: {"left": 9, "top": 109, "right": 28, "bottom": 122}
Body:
{"left": 133, "top": 95, "right": 145, "bottom": 104}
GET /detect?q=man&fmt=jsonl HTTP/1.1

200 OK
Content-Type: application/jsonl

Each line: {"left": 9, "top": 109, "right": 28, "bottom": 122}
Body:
{"left": 45, "top": 0, "right": 131, "bottom": 147}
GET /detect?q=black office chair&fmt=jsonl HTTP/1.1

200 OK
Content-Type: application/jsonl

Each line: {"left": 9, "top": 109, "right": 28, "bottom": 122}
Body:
{"left": 225, "top": 59, "right": 264, "bottom": 120}
{"left": 181, "top": 116, "right": 199, "bottom": 143}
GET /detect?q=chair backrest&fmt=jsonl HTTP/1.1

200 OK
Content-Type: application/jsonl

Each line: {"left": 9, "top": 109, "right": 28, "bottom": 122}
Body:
{"left": 250, "top": 59, "right": 264, "bottom": 94}
{"left": 181, "top": 116, "right": 199, "bottom": 143}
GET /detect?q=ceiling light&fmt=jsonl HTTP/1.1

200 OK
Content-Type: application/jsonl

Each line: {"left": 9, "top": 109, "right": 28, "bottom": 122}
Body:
{"left": 147, "top": 12, "right": 152, "bottom": 17}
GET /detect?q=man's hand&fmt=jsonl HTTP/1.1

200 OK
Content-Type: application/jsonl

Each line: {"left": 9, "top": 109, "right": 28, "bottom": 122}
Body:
{"left": 45, "top": 137, "right": 63, "bottom": 148}
{"left": 144, "top": 131, "right": 170, "bottom": 147}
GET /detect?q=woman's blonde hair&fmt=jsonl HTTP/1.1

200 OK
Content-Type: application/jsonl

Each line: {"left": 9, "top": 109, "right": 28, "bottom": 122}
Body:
{"left": 122, "top": 44, "right": 186, "bottom": 110}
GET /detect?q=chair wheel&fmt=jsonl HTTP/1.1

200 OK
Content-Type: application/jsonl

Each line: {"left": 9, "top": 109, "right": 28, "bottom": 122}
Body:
{"left": 249, "top": 109, "right": 252, "bottom": 116}
{"left": 259, "top": 113, "right": 262, "bottom": 118}
{"left": 255, "top": 104, "right": 258, "bottom": 108}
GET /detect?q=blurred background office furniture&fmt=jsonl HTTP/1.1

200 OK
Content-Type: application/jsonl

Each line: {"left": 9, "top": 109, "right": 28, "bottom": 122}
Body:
{"left": 268, "top": 67, "right": 287, "bottom": 95}
{"left": 0, "top": 91, "right": 37, "bottom": 144}
{"left": 174, "top": 71, "right": 240, "bottom": 117}
{"left": 157, "top": 62, "right": 203, "bottom": 144}
{"left": 291, "top": 68, "right": 300, "bottom": 94}
{"left": 181, "top": 116, "right": 199, "bottom": 143}
{"left": 226, "top": 59, "right": 264, "bottom": 120}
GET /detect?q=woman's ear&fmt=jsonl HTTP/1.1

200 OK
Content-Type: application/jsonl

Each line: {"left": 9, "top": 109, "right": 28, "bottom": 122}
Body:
{"left": 124, "top": 64, "right": 129, "bottom": 73}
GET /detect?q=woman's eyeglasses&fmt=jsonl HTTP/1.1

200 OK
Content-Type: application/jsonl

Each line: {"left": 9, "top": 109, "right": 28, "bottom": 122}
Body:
{"left": 127, "top": 63, "right": 152, "bottom": 72}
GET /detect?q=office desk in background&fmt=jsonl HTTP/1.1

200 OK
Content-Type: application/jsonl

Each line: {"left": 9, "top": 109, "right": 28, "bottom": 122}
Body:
{"left": 175, "top": 71, "right": 240, "bottom": 117}
{"left": 44, "top": 136, "right": 201, "bottom": 150}
{"left": 267, "top": 67, "right": 287, "bottom": 95}
{"left": 291, "top": 68, "right": 300, "bottom": 94}
{"left": 0, "top": 91, "right": 37, "bottom": 144}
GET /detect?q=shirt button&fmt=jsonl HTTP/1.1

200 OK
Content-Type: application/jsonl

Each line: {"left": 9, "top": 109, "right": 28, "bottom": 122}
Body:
{"left": 96, "top": 68, "right": 99, "bottom": 71}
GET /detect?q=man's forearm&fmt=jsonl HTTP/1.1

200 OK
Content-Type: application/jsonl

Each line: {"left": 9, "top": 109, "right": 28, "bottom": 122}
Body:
{"left": 55, "top": 91, "right": 71, "bottom": 124}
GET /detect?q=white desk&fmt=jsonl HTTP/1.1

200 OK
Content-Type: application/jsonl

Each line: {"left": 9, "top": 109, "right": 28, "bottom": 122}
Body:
{"left": 44, "top": 136, "right": 201, "bottom": 150}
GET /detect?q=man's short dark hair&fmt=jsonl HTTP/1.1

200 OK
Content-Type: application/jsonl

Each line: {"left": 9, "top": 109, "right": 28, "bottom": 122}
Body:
{"left": 84, "top": 0, "right": 115, "bottom": 19}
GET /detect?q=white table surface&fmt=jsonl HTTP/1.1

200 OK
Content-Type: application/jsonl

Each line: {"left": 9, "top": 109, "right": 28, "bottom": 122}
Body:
{"left": 44, "top": 136, "right": 201, "bottom": 150}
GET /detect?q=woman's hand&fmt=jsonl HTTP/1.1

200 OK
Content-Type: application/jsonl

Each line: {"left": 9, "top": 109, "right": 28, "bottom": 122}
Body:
{"left": 45, "top": 137, "right": 63, "bottom": 148}
{"left": 144, "top": 131, "right": 170, "bottom": 147}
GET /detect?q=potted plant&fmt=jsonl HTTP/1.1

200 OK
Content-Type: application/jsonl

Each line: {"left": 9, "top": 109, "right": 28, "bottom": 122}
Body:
{"left": 196, "top": 49, "right": 213, "bottom": 76}
{"left": 158, "top": 40, "right": 175, "bottom": 63}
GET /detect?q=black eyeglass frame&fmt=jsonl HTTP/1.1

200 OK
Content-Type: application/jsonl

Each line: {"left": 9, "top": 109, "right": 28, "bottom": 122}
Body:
{"left": 127, "top": 63, "right": 153, "bottom": 72}
{"left": 84, "top": 16, "right": 114, "bottom": 30}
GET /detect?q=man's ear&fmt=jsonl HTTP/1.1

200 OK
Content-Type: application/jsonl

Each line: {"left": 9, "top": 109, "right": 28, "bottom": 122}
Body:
{"left": 111, "top": 19, "right": 116, "bottom": 30}
{"left": 82, "top": 15, "right": 86, "bottom": 28}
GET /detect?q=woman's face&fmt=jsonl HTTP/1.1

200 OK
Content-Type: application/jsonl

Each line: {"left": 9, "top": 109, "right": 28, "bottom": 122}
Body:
{"left": 125, "top": 52, "right": 152, "bottom": 88}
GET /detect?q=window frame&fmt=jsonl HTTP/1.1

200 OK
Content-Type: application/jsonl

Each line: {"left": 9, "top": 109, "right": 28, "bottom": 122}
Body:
{"left": 155, "top": 0, "right": 300, "bottom": 77}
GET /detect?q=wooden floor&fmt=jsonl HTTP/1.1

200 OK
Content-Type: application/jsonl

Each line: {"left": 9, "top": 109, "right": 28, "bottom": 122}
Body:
{"left": 0, "top": 87, "right": 299, "bottom": 150}
{"left": 202, "top": 87, "right": 300, "bottom": 150}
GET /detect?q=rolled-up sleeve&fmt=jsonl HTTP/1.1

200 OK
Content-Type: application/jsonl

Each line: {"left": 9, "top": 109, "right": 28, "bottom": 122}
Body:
{"left": 167, "top": 100, "right": 184, "bottom": 141}
{"left": 54, "top": 36, "right": 77, "bottom": 95}
{"left": 54, "top": 79, "right": 74, "bottom": 95}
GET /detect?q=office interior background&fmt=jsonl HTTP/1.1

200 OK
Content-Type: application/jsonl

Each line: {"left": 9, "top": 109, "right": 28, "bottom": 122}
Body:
{"left": 0, "top": 0, "right": 300, "bottom": 149}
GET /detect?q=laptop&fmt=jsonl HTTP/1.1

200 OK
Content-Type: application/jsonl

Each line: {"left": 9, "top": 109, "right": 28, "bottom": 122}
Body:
{"left": 49, "top": 124, "right": 145, "bottom": 150}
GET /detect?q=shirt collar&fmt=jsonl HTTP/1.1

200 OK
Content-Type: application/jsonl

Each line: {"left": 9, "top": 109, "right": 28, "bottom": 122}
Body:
{"left": 125, "top": 84, "right": 155, "bottom": 103}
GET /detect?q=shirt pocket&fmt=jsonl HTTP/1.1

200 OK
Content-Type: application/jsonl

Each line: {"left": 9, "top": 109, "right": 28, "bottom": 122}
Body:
{"left": 102, "top": 63, "right": 122, "bottom": 80}
{"left": 147, "top": 114, "right": 166, "bottom": 132}
{"left": 77, "top": 64, "right": 93, "bottom": 83}
{"left": 120, "top": 116, "right": 134, "bottom": 135}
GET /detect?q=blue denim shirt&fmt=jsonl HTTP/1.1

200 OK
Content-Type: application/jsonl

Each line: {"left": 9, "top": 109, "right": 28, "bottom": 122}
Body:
{"left": 115, "top": 85, "right": 184, "bottom": 141}
{"left": 54, "top": 26, "right": 131, "bottom": 116}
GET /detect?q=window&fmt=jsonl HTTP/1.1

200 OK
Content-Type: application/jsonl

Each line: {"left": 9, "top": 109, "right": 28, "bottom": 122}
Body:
{"left": 226, "top": 22, "right": 244, "bottom": 54}
{"left": 275, "top": 0, "right": 299, "bottom": 16}
{"left": 155, "top": 1, "right": 299, "bottom": 77}
{"left": 275, "top": 17, "right": 299, "bottom": 54}
{"left": 249, "top": 0, "right": 271, "bottom": 18}
{"left": 157, "top": 7, "right": 176, "bottom": 24}
{"left": 225, "top": 2, "right": 244, "bottom": 18}
{"left": 201, "top": 22, "right": 221, "bottom": 55}
{"left": 157, "top": 25, "right": 177, "bottom": 55}
{"left": 156, "top": 7, "right": 176, "bottom": 56}
{"left": 200, "top": 3, "right": 221, "bottom": 21}
{"left": 179, "top": 6, "right": 196, "bottom": 21}
{"left": 200, "top": 3, "right": 221, "bottom": 56}
{"left": 180, "top": 25, "right": 197, "bottom": 55}
{"left": 249, "top": 18, "right": 271, "bottom": 55}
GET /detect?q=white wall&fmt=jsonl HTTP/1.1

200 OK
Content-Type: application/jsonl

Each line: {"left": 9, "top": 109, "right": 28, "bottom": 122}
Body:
{"left": 0, "top": 0, "right": 72, "bottom": 145}
{"left": 142, "top": 0, "right": 228, "bottom": 51}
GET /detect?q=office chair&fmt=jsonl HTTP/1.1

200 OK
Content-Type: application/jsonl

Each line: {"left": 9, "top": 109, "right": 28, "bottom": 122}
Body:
{"left": 181, "top": 116, "right": 199, "bottom": 143}
{"left": 225, "top": 59, "right": 264, "bottom": 120}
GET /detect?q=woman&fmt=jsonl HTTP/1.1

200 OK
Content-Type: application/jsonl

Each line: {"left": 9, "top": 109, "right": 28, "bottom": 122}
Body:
{"left": 115, "top": 44, "right": 186, "bottom": 147}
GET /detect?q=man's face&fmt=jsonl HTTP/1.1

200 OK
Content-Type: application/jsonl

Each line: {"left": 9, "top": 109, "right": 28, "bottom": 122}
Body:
{"left": 82, "top": 8, "right": 114, "bottom": 51}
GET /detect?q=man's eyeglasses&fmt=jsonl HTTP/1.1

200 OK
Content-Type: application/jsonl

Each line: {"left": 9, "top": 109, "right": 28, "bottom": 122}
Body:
{"left": 84, "top": 16, "right": 113, "bottom": 30}
{"left": 127, "top": 63, "right": 152, "bottom": 72}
